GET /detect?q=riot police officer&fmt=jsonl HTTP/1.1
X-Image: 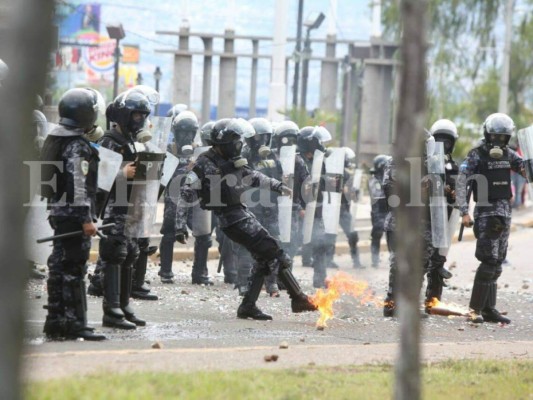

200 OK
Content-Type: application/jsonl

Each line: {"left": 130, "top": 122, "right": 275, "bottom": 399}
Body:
{"left": 424, "top": 119, "right": 458, "bottom": 310}
{"left": 176, "top": 119, "right": 317, "bottom": 320}
{"left": 272, "top": 121, "right": 310, "bottom": 263}
{"left": 368, "top": 155, "right": 390, "bottom": 268}
{"left": 40, "top": 87, "right": 106, "bottom": 341}
{"left": 241, "top": 117, "right": 283, "bottom": 296}
{"left": 159, "top": 111, "right": 215, "bottom": 285}
{"left": 97, "top": 90, "right": 152, "bottom": 329}
{"left": 325, "top": 147, "right": 365, "bottom": 269}
{"left": 298, "top": 126, "right": 333, "bottom": 288}
{"left": 458, "top": 113, "right": 525, "bottom": 324}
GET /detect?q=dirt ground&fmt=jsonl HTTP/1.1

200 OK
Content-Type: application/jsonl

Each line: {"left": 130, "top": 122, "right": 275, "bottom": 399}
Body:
{"left": 22, "top": 222, "right": 533, "bottom": 381}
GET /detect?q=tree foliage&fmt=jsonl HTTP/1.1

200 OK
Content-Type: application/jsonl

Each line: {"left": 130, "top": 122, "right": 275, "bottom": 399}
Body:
{"left": 382, "top": 0, "right": 533, "bottom": 155}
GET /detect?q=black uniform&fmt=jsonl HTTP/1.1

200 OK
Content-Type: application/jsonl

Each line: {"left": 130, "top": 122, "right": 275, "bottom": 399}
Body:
{"left": 41, "top": 125, "right": 103, "bottom": 340}
{"left": 368, "top": 173, "right": 387, "bottom": 267}
{"left": 97, "top": 129, "right": 145, "bottom": 329}
{"left": 177, "top": 147, "right": 316, "bottom": 320}
{"left": 457, "top": 140, "right": 524, "bottom": 322}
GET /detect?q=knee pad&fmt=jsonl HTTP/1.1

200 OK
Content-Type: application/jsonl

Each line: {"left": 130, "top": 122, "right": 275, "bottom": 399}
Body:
{"left": 99, "top": 237, "right": 128, "bottom": 265}
{"left": 475, "top": 263, "right": 496, "bottom": 282}
{"left": 493, "top": 264, "right": 503, "bottom": 281}
{"left": 195, "top": 234, "right": 212, "bottom": 247}
{"left": 277, "top": 252, "right": 292, "bottom": 270}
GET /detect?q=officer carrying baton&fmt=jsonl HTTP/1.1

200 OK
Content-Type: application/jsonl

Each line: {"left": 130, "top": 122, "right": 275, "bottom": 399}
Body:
{"left": 36, "top": 223, "right": 116, "bottom": 243}
{"left": 458, "top": 184, "right": 473, "bottom": 241}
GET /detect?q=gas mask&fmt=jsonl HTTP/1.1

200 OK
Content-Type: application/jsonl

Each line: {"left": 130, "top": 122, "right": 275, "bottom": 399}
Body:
{"left": 174, "top": 131, "right": 196, "bottom": 156}
{"left": 127, "top": 112, "right": 148, "bottom": 137}
{"left": 218, "top": 139, "right": 247, "bottom": 168}
{"left": 134, "top": 118, "right": 153, "bottom": 143}
{"left": 250, "top": 134, "right": 271, "bottom": 158}
{"left": 84, "top": 125, "right": 104, "bottom": 142}
{"left": 488, "top": 134, "right": 509, "bottom": 159}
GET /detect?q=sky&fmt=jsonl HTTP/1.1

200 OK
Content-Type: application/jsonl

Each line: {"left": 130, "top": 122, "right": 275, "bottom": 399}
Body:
{"left": 56, "top": 0, "right": 376, "bottom": 114}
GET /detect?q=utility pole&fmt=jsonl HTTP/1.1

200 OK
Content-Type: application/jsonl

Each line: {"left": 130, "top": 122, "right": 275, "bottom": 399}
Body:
{"left": 292, "top": 0, "right": 304, "bottom": 108}
{"left": 267, "top": 0, "right": 289, "bottom": 122}
{"left": 371, "top": 0, "right": 382, "bottom": 38}
{"left": 0, "top": 0, "right": 54, "bottom": 398}
{"left": 394, "top": 1, "right": 428, "bottom": 399}
{"left": 498, "top": 0, "right": 514, "bottom": 114}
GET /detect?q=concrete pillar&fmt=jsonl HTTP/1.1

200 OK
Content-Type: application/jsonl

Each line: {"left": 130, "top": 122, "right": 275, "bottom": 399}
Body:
{"left": 267, "top": 0, "right": 288, "bottom": 122}
{"left": 217, "top": 29, "right": 236, "bottom": 118}
{"left": 319, "top": 34, "right": 338, "bottom": 141}
{"left": 172, "top": 26, "right": 192, "bottom": 106}
{"left": 249, "top": 39, "right": 259, "bottom": 118}
{"left": 201, "top": 36, "right": 213, "bottom": 123}
{"left": 358, "top": 42, "right": 397, "bottom": 165}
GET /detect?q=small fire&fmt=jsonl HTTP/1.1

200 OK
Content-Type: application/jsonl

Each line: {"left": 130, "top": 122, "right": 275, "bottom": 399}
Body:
{"left": 425, "top": 297, "right": 469, "bottom": 317}
{"left": 310, "top": 272, "right": 379, "bottom": 328}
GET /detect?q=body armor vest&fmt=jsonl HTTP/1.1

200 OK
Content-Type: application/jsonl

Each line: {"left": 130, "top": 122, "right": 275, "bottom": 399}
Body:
{"left": 41, "top": 135, "right": 99, "bottom": 204}
{"left": 474, "top": 148, "right": 512, "bottom": 202}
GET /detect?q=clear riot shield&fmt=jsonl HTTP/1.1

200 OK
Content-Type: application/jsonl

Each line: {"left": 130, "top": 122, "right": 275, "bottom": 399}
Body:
{"left": 191, "top": 145, "right": 212, "bottom": 236}
{"left": 25, "top": 196, "right": 53, "bottom": 265}
{"left": 125, "top": 117, "right": 170, "bottom": 238}
{"left": 349, "top": 168, "right": 364, "bottom": 232}
{"left": 439, "top": 208, "right": 461, "bottom": 256}
{"left": 160, "top": 151, "right": 180, "bottom": 187}
{"left": 322, "top": 148, "right": 346, "bottom": 235}
{"left": 92, "top": 144, "right": 123, "bottom": 191}
{"left": 427, "top": 141, "right": 449, "bottom": 248}
{"left": 277, "top": 145, "right": 296, "bottom": 243}
{"left": 517, "top": 127, "right": 533, "bottom": 184}
{"left": 302, "top": 149, "right": 325, "bottom": 244}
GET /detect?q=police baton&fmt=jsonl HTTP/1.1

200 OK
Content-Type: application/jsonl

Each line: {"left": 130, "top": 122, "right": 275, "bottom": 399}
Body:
{"left": 36, "top": 223, "right": 115, "bottom": 243}
{"left": 458, "top": 184, "right": 473, "bottom": 242}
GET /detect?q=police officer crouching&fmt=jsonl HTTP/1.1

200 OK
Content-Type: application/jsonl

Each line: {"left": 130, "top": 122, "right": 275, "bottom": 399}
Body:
{"left": 176, "top": 119, "right": 317, "bottom": 320}
{"left": 40, "top": 88, "right": 106, "bottom": 341}
{"left": 458, "top": 113, "right": 526, "bottom": 324}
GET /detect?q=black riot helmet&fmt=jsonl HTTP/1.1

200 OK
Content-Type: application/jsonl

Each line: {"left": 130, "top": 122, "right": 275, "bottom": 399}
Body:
{"left": 200, "top": 121, "right": 215, "bottom": 146}
{"left": 371, "top": 154, "right": 391, "bottom": 175}
{"left": 247, "top": 118, "right": 273, "bottom": 158}
{"left": 58, "top": 87, "right": 105, "bottom": 131}
{"left": 273, "top": 120, "right": 299, "bottom": 150}
{"left": 171, "top": 110, "right": 199, "bottom": 156}
{"left": 112, "top": 90, "right": 151, "bottom": 137}
{"left": 297, "top": 125, "right": 332, "bottom": 155}
{"left": 430, "top": 119, "right": 459, "bottom": 155}
{"left": 211, "top": 118, "right": 254, "bottom": 160}
{"left": 483, "top": 113, "right": 515, "bottom": 149}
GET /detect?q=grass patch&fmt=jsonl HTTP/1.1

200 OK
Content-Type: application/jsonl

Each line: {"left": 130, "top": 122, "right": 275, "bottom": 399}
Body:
{"left": 26, "top": 360, "right": 533, "bottom": 400}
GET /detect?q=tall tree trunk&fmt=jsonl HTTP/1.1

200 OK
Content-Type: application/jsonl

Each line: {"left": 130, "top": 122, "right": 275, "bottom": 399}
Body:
{"left": 0, "top": 1, "right": 54, "bottom": 398}
{"left": 394, "top": 1, "right": 428, "bottom": 400}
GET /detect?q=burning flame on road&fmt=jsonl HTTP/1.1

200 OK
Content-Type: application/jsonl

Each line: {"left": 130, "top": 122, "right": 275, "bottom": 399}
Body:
{"left": 425, "top": 297, "right": 469, "bottom": 317}
{"left": 310, "top": 272, "right": 380, "bottom": 328}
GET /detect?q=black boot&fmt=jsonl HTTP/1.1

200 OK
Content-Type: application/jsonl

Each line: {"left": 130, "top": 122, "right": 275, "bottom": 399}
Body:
{"left": 481, "top": 283, "right": 510, "bottom": 324}
{"left": 87, "top": 258, "right": 105, "bottom": 297}
{"left": 65, "top": 278, "right": 106, "bottom": 341}
{"left": 424, "top": 270, "right": 444, "bottom": 313}
{"left": 132, "top": 242, "right": 158, "bottom": 300}
{"left": 191, "top": 234, "right": 214, "bottom": 285}
{"left": 278, "top": 268, "right": 317, "bottom": 313}
{"left": 121, "top": 264, "right": 146, "bottom": 326}
{"left": 237, "top": 271, "right": 272, "bottom": 320}
{"left": 102, "top": 263, "right": 136, "bottom": 330}
{"left": 158, "top": 235, "right": 175, "bottom": 283}
{"left": 44, "top": 271, "right": 65, "bottom": 339}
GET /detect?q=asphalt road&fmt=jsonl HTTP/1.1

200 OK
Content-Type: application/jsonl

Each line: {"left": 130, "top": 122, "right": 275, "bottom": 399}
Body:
{"left": 22, "top": 219, "right": 533, "bottom": 380}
